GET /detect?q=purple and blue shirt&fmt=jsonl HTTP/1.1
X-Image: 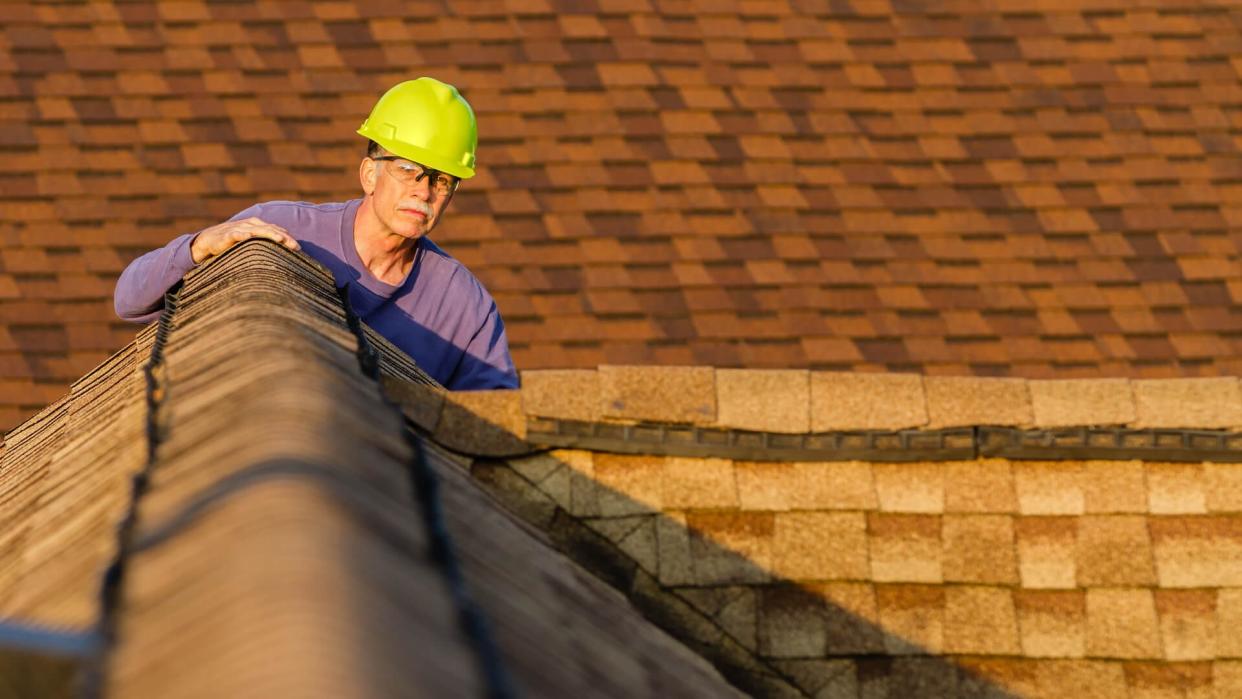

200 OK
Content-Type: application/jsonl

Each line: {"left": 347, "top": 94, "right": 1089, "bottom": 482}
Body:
{"left": 114, "top": 199, "right": 518, "bottom": 390}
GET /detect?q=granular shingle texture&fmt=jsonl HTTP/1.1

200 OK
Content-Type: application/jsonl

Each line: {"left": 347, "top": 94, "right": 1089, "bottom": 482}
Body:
{"left": 4, "top": 2, "right": 1242, "bottom": 431}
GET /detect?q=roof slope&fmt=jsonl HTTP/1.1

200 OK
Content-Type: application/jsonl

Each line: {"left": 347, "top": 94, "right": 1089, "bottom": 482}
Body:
{"left": 0, "top": 240, "right": 742, "bottom": 697}
{"left": 3, "top": 1, "right": 1242, "bottom": 431}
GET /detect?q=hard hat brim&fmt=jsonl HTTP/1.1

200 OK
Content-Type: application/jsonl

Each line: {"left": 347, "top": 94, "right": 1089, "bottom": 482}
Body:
{"left": 358, "top": 128, "right": 476, "bottom": 180}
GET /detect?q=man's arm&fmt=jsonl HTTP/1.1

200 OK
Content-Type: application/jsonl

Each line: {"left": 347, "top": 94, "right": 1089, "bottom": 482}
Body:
{"left": 113, "top": 232, "right": 197, "bottom": 323}
{"left": 114, "top": 215, "right": 301, "bottom": 323}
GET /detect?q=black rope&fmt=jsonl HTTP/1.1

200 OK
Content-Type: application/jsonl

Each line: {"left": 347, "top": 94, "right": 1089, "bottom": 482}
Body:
{"left": 81, "top": 282, "right": 182, "bottom": 698}
{"left": 337, "top": 283, "right": 515, "bottom": 699}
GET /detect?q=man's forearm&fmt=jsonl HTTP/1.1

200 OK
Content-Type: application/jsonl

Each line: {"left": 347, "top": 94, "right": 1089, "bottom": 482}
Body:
{"left": 113, "top": 232, "right": 198, "bottom": 323}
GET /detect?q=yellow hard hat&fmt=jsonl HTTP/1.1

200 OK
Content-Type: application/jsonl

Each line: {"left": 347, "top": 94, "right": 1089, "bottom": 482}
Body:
{"left": 357, "top": 77, "right": 478, "bottom": 179}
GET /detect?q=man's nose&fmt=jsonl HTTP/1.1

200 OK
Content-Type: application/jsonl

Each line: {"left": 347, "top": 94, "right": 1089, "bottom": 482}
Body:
{"left": 408, "top": 175, "right": 432, "bottom": 198}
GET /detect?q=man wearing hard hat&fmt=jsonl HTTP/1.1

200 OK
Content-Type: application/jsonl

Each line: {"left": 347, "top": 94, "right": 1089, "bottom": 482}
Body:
{"left": 115, "top": 78, "right": 518, "bottom": 390}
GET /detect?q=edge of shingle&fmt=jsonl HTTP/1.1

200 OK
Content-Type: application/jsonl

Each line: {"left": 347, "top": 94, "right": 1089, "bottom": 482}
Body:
{"left": 418, "top": 371, "right": 1242, "bottom": 447}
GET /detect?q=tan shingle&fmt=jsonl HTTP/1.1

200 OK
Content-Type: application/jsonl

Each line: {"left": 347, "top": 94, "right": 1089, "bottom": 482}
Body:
{"left": 735, "top": 461, "right": 876, "bottom": 511}
{"left": 1085, "top": 589, "right": 1162, "bottom": 659}
{"left": 1150, "top": 517, "right": 1242, "bottom": 587}
{"left": 1218, "top": 661, "right": 1242, "bottom": 697}
{"left": 942, "top": 586, "right": 1020, "bottom": 655}
{"left": 868, "top": 514, "right": 942, "bottom": 583}
{"left": 1014, "top": 461, "right": 1084, "bottom": 515}
{"left": 1216, "top": 590, "right": 1242, "bottom": 658}
{"left": 1123, "top": 661, "right": 1213, "bottom": 697}
{"left": 1075, "top": 515, "right": 1157, "bottom": 586}
{"left": 771, "top": 512, "right": 868, "bottom": 581}
{"left": 873, "top": 463, "right": 944, "bottom": 513}
{"left": 943, "top": 459, "right": 1017, "bottom": 514}
{"left": 1204, "top": 464, "right": 1242, "bottom": 513}
{"left": 942, "top": 515, "right": 1018, "bottom": 585}
{"left": 686, "top": 512, "right": 773, "bottom": 585}
{"left": 520, "top": 369, "right": 601, "bottom": 422}
{"left": 875, "top": 585, "right": 945, "bottom": 655}
{"left": 809, "top": 372, "right": 927, "bottom": 431}
{"left": 715, "top": 369, "right": 809, "bottom": 433}
{"left": 662, "top": 457, "right": 737, "bottom": 509}
{"left": 1015, "top": 516, "right": 1077, "bottom": 589}
{"left": 1153, "top": 589, "right": 1216, "bottom": 661}
{"left": 599, "top": 365, "right": 716, "bottom": 425}
{"left": 1145, "top": 462, "right": 1207, "bottom": 515}
{"left": 1133, "top": 377, "right": 1242, "bottom": 428}
{"left": 1032, "top": 660, "right": 1127, "bottom": 699}
{"left": 1080, "top": 460, "right": 1148, "bottom": 514}
{"left": 805, "top": 582, "right": 884, "bottom": 655}
{"left": 1028, "top": 378, "right": 1135, "bottom": 427}
{"left": 924, "top": 376, "right": 1032, "bottom": 428}
{"left": 592, "top": 453, "right": 665, "bottom": 516}
{"left": 1014, "top": 590, "right": 1086, "bottom": 658}
{"left": 436, "top": 389, "right": 528, "bottom": 456}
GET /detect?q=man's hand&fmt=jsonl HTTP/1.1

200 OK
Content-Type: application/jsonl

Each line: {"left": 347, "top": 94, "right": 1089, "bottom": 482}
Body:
{"left": 190, "top": 217, "right": 301, "bottom": 264}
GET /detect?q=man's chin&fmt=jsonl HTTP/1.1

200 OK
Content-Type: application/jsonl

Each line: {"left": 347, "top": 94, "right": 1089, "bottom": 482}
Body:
{"left": 386, "top": 219, "right": 429, "bottom": 240}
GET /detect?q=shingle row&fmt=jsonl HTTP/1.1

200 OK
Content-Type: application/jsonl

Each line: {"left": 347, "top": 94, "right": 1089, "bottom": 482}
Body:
{"left": 517, "top": 367, "right": 1242, "bottom": 431}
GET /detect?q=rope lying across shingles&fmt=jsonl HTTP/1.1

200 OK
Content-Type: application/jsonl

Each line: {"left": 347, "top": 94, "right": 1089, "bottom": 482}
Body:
{"left": 337, "top": 282, "right": 515, "bottom": 699}
{"left": 84, "top": 281, "right": 182, "bottom": 698}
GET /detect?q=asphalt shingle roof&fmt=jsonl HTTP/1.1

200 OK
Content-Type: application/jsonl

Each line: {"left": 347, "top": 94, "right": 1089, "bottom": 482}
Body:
{"left": 2, "top": 1, "right": 1240, "bottom": 432}
{"left": 0, "top": 240, "right": 748, "bottom": 696}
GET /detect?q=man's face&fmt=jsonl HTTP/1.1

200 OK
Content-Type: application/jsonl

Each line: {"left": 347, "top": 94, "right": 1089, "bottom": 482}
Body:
{"left": 360, "top": 150, "right": 455, "bottom": 240}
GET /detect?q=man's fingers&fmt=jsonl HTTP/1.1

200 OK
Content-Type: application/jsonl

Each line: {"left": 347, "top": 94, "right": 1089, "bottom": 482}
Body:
{"left": 248, "top": 228, "right": 301, "bottom": 251}
{"left": 197, "top": 220, "right": 299, "bottom": 262}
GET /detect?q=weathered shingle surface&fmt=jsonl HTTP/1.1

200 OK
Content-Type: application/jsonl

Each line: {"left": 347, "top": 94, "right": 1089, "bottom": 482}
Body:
{"left": 3, "top": 1, "right": 1242, "bottom": 432}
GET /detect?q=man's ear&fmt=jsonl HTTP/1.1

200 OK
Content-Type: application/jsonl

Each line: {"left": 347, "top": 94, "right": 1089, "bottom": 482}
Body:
{"left": 359, "top": 158, "right": 377, "bottom": 196}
